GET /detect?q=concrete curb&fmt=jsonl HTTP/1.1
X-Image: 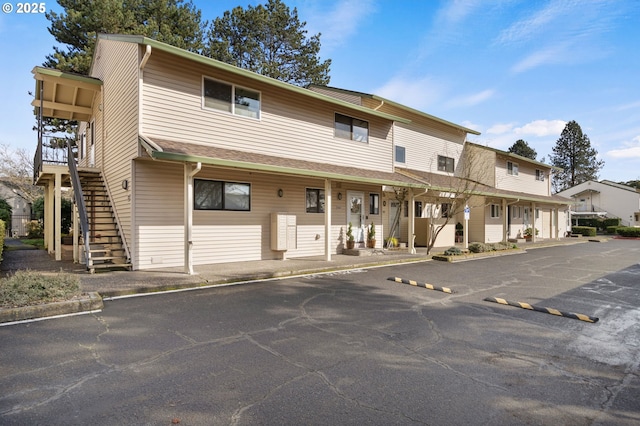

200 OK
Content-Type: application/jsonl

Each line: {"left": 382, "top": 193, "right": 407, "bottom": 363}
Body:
{"left": 99, "top": 257, "right": 432, "bottom": 298}
{"left": 432, "top": 248, "right": 525, "bottom": 262}
{"left": 0, "top": 292, "right": 103, "bottom": 324}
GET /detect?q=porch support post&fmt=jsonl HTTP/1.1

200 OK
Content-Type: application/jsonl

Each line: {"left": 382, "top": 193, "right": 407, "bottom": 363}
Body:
{"left": 73, "top": 202, "right": 79, "bottom": 263}
{"left": 45, "top": 180, "right": 53, "bottom": 254}
{"left": 502, "top": 199, "right": 508, "bottom": 243}
{"left": 531, "top": 202, "right": 537, "bottom": 243}
{"left": 184, "top": 162, "right": 201, "bottom": 275}
{"left": 324, "top": 179, "right": 332, "bottom": 261}
{"left": 54, "top": 171, "right": 62, "bottom": 261}
{"left": 408, "top": 191, "right": 416, "bottom": 254}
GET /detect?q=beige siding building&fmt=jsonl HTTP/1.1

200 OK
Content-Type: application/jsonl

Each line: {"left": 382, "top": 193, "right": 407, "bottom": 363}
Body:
{"left": 31, "top": 34, "right": 571, "bottom": 272}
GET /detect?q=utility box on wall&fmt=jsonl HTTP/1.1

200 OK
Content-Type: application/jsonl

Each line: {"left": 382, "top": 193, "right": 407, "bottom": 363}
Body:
{"left": 271, "top": 213, "right": 297, "bottom": 258}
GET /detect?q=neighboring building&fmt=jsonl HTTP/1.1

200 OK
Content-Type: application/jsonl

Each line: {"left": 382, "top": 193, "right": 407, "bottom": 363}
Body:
{"left": 557, "top": 180, "right": 640, "bottom": 227}
{"left": 0, "top": 180, "right": 32, "bottom": 237}
{"left": 31, "top": 34, "right": 571, "bottom": 273}
{"left": 460, "top": 143, "right": 571, "bottom": 243}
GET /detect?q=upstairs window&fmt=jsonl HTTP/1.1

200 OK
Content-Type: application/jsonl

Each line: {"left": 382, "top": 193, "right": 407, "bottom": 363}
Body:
{"left": 438, "top": 155, "right": 455, "bottom": 173}
{"left": 490, "top": 204, "right": 500, "bottom": 218}
{"left": 507, "top": 161, "right": 519, "bottom": 176}
{"left": 203, "top": 78, "right": 260, "bottom": 119}
{"left": 536, "top": 169, "right": 545, "bottom": 181}
{"left": 441, "top": 203, "right": 452, "bottom": 218}
{"left": 335, "top": 113, "right": 369, "bottom": 142}
{"left": 395, "top": 145, "right": 406, "bottom": 164}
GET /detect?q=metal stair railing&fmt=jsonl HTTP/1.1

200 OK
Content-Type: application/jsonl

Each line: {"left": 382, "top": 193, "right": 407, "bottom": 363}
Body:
{"left": 67, "top": 143, "right": 93, "bottom": 271}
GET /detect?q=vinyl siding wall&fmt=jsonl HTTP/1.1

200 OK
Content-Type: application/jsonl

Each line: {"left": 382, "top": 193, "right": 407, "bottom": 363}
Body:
{"left": 141, "top": 50, "right": 393, "bottom": 173}
{"left": 90, "top": 39, "right": 141, "bottom": 251}
{"left": 133, "top": 159, "right": 385, "bottom": 270}
{"left": 393, "top": 123, "right": 464, "bottom": 174}
{"left": 495, "top": 154, "right": 550, "bottom": 196}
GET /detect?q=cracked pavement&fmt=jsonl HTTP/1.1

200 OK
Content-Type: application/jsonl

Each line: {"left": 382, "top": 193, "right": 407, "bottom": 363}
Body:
{"left": 1, "top": 240, "right": 639, "bottom": 425}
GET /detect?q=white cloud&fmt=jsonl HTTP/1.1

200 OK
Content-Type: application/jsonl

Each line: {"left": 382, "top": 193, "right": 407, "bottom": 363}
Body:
{"left": 306, "top": 0, "right": 377, "bottom": 51}
{"left": 607, "top": 136, "right": 640, "bottom": 159}
{"left": 446, "top": 89, "right": 495, "bottom": 108}
{"left": 514, "top": 119, "right": 566, "bottom": 137}
{"left": 487, "top": 123, "right": 515, "bottom": 135}
{"left": 496, "top": 1, "right": 569, "bottom": 46}
{"left": 373, "top": 75, "right": 445, "bottom": 111}
{"left": 439, "top": 0, "right": 483, "bottom": 24}
{"left": 460, "top": 120, "right": 482, "bottom": 132}
{"left": 511, "top": 42, "right": 572, "bottom": 73}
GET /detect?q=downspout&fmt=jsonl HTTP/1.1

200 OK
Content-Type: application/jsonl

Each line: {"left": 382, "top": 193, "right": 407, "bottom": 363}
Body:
{"left": 185, "top": 162, "right": 202, "bottom": 275}
{"left": 140, "top": 44, "right": 152, "bottom": 70}
{"left": 373, "top": 99, "right": 385, "bottom": 111}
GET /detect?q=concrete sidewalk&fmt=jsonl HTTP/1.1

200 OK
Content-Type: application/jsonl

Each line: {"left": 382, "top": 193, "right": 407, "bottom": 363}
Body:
{"left": 2, "top": 237, "right": 590, "bottom": 298}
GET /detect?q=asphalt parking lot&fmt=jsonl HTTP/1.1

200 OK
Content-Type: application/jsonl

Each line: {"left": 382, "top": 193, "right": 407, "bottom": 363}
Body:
{"left": 1, "top": 240, "right": 639, "bottom": 425}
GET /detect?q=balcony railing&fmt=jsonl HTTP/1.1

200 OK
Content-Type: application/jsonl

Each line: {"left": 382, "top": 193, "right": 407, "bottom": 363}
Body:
{"left": 33, "top": 135, "right": 71, "bottom": 183}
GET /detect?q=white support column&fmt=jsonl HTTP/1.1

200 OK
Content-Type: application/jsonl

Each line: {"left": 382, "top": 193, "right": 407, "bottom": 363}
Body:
{"left": 54, "top": 171, "right": 62, "bottom": 261}
{"left": 184, "top": 162, "right": 201, "bottom": 275}
{"left": 502, "top": 199, "right": 508, "bottom": 242}
{"left": 408, "top": 192, "right": 416, "bottom": 254}
{"left": 324, "top": 179, "right": 332, "bottom": 261}
{"left": 531, "top": 202, "right": 537, "bottom": 243}
{"left": 45, "top": 181, "right": 53, "bottom": 254}
{"left": 73, "top": 202, "right": 79, "bottom": 263}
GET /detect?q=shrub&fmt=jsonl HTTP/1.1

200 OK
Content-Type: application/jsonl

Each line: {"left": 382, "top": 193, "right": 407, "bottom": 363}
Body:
{"left": 468, "top": 242, "right": 486, "bottom": 253}
{"left": 577, "top": 218, "right": 600, "bottom": 228}
{"left": 26, "top": 220, "right": 44, "bottom": 239}
{"left": 571, "top": 226, "right": 597, "bottom": 237}
{"left": 0, "top": 270, "right": 81, "bottom": 308}
{"left": 444, "top": 247, "right": 463, "bottom": 256}
{"left": 603, "top": 218, "right": 621, "bottom": 229}
{"left": 606, "top": 226, "right": 620, "bottom": 235}
{"left": 616, "top": 227, "right": 640, "bottom": 237}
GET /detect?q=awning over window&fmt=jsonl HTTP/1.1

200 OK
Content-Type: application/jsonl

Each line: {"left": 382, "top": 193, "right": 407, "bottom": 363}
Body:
{"left": 31, "top": 67, "right": 102, "bottom": 122}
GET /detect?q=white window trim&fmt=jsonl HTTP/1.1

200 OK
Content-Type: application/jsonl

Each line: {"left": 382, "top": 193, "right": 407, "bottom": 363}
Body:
{"left": 202, "top": 76, "right": 262, "bottom": 120}
{"left": 507, "top": 161, "right": 519, "bottom": 176}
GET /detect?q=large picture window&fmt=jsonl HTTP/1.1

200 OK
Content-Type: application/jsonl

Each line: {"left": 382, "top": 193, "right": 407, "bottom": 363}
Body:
{"left": 438, "top": 155, "right": 455, "bottom": 173}
{"left": 203, "top": 78, "right": 260, "bottom": 119}
{"left": 194, "top": 179, "right": 251, "bottom": 211}
{"left": 334, "top": 113, "right": 369, "bottom": 142}
{"left": 306, "top": 188, "right": 325, "bottom": 213}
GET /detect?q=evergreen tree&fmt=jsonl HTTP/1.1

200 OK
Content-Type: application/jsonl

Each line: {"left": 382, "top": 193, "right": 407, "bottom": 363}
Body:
{"left": 508, "top": 139, "right": 537, "bottom": 160}
{"left": 45, "top": 0, "right": 207, "bottom": 75}
{"left": 41, "top": 0, "right": 206, "bottom": 142}
{"left": 0, "top": 198, "right": 11, "bottom": 226}
{"left": 550, "top": 120, "right": 604, "bottom": 193}
{"left": 205, "top": 0, "right": 331, "bottom": 86}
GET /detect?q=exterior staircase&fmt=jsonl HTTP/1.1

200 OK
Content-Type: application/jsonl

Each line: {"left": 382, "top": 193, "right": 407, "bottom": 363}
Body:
{"left": 77, "top": 170, "right": 131, "bottom": 273}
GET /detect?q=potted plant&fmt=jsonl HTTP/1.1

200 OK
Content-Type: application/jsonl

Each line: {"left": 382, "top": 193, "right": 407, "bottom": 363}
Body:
{"left": 346, "top": 222, "right": 355, "bottom": 249}
{"left": 524, "top": 227, "right": 538, "bottom": 241}
{"left": 367, "top": 222, "right": 376, "bottom": 248}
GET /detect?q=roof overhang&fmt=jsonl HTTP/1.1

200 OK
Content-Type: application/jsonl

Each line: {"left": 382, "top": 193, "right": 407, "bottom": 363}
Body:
{"left": 97, "top": 34, "right": 410, "bottom": 125}
{"left": 32, "top": 67, "right": 102, "bottom": 122}
{"left": 139, "top": 136, "right": 426, "bottom": 188}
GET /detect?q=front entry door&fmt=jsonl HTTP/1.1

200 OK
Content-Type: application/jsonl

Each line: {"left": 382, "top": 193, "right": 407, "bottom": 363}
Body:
{"left": 347, "top": 191, "right": 365, "bottom": 244}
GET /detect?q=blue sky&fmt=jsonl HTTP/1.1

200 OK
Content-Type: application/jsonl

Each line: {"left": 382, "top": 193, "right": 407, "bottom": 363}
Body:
{"left": 1, "top": 0, "right": 639, "bottom": 183}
